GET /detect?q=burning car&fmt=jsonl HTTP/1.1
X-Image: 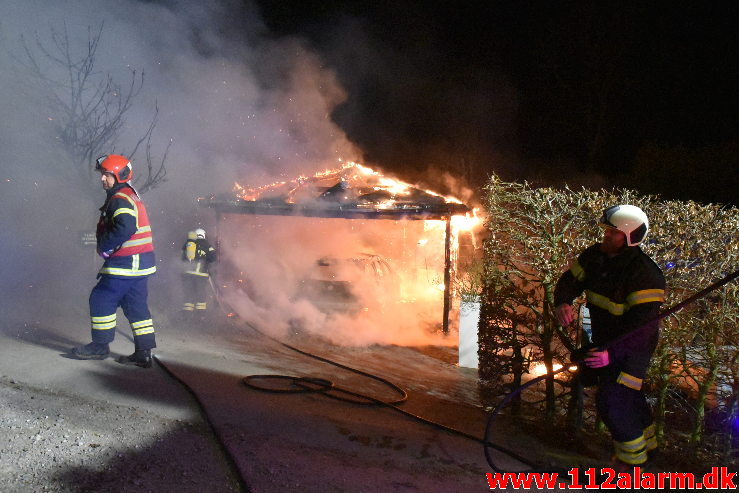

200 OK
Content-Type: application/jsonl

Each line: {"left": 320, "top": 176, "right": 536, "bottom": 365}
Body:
{"left": 294, "top": 254, "right": 397, "bottom": 315}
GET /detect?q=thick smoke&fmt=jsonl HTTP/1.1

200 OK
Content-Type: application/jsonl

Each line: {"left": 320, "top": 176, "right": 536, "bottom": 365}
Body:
{"left": 0, "top": 0, "right": 454, "bottom": 348}
{"left": 218, "top": 214, "right": 454, "bottom": 346}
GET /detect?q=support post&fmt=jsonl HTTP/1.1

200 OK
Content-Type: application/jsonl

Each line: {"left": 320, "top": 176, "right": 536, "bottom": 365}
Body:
{"left": 214, "top": 210, "right": 221, "bottom": 295}
{"left": 442, "top": 216, "right": 452, "bottom": 334}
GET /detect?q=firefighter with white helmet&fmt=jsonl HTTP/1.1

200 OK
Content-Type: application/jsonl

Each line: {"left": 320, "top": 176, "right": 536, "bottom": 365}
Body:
{"left": 181, "top": 227, "right": 216, "bottom": 320}
{"left": 554, "top": 204, "right": 665, "bottom": 469}
{"left": 598, "top": 204, "right": 650, "bottom": 247}
{"left": 71, "top": 154, "right": 157, "bottom": 368}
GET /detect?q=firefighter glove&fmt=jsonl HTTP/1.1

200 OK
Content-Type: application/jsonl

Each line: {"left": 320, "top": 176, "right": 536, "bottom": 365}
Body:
{"left": 584, "top": 348, "right": 609, "bottom": 368}
{"left": 570, "top": 344, "right": 596, "bottom": 364}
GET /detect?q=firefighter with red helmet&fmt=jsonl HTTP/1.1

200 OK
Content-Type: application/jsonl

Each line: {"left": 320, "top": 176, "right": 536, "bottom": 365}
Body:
{"left": 554, "top": 205, "right": 666, "bottom": 468}
{"left": 71, "top": 155, "right": 157, "bottom": 368}
{"left": 181, "top": 228, "right": 217, "bottom": 320}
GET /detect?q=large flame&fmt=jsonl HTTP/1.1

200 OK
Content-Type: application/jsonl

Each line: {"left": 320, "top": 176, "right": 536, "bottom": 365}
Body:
{"left": 451, "top": 208, "right": 481, "bottom": 232}
{"left": 233, "top": 161, "right": 469, "bottom": 210}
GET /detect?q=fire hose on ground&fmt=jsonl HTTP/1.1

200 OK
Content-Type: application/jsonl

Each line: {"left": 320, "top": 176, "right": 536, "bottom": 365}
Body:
{"left": 208, "top": 273, "right": 539, "bottom": 467}
{"left": 241, "top": 326, "right": 536, "bottom": 468}
{"left": 154, "top": 276, "right": 530, "bottom": 491}
{"left": 153, "top": 309, "right": 537, "bottom": 491}
{"left": 155, "top": 266, "right": 738, "bottom": 488}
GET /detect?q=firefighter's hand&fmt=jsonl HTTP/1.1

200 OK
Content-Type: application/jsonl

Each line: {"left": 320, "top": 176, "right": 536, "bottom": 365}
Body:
{"left": 570, "top": 345, "right": 594, "bottom": 364}
{"left": 584, "top": 348, "right": 609, "bottom": 368}
{"left": 555, "top": 304, "right": 575, "bottom": 326}
{"left": 98, "top": 249, "right": 110, "bottom": 259}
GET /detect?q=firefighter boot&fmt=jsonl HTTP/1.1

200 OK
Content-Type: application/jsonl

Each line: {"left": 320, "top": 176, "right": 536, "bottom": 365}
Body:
{"left": 117, "top": 349, "right": 152, "bottom": 368}
{"left": 71, "top": 342, "right": 110, "bottom": 360}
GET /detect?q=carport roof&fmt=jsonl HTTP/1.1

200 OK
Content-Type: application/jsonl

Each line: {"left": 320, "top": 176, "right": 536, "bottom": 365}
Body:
{"left": 198, "top": 163, "right": 470, "bottom": 220}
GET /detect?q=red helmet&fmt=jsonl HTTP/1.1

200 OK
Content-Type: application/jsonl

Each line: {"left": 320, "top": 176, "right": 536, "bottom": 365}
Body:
{"left": 96, "top": 154, "right": 133, "bottom": 183}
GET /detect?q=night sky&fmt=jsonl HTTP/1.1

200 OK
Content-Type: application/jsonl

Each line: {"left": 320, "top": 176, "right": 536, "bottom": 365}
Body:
{"left": 252, "top": 1, "right": 737, "bottom": 206}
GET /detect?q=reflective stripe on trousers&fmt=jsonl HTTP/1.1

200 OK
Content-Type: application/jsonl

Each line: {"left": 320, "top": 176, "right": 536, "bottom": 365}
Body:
{"left": 89, "top": 275, "right": 156, "bottom": 350}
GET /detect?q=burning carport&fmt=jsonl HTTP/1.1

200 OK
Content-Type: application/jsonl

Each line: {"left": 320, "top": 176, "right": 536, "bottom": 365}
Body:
{"left": 198, "top": 163, "right": 476, "bottom": 339}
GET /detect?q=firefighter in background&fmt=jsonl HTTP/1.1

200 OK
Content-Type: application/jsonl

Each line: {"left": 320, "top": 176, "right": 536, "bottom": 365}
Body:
{"left": 181, "top": 228, "right": 216, "bottom": 319}
{"left": 554, "top": 205, "right": 665, "bottom": 469}
{"left": 71, "top": 155, "right": 157, "bottom": 368}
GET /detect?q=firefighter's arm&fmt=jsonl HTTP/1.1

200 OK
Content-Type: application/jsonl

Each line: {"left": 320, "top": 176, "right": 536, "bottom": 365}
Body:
{"left": 554, "top": 266, "right": 585, "bottom": 326}
{"left": 97, "top": 198, "right": 137, "bottom": 255}
{"left": 205, "top": 244, "right": 217, "bottom": 263}
{"left": 607, "top": 266, "right": 665, "bottom": 363}
{"left": 606, "top": 301, "right": 662, "bottom": 363}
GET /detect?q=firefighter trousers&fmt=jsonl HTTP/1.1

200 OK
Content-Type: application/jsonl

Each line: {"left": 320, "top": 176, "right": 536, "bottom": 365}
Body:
{"left": 89, "top": 275, "right": 156, "bottom": 350}
{"left": 182, "top": 273, "right": 209, "bottom": 312}
{"left": 596, "top": 377, "right": 657, "bottom": 464}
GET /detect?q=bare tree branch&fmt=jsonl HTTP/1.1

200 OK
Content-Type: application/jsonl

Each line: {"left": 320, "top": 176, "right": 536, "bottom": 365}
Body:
{"left": 17, "top": 22, "right": 169, "bottom": 191}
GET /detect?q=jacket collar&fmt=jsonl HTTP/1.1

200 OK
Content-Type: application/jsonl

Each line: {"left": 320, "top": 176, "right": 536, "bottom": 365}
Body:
{"left": 100, "top": 183, "right": 130, "bottom": 212}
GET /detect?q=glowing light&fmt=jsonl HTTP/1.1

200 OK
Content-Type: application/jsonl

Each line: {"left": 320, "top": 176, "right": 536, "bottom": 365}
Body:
{"left": 530, "top": 363, "right": 562, "bottom": 377}
{"left": 234, "top": 180, "right": 289, "bottom": 201}
{"left": 451, "top": 208, "right": 481, "bottom": 233}
{"left": 377, "top": 176, "right": 411, "bottom": 195}
{"left": 373, "top": 199, "right": 396, "bottom": 209}
{"left": 529, "top": 362, "right": 578, "bottom": 377}
{"left": 424, "top": 220, "right": 446, "bottom": 232}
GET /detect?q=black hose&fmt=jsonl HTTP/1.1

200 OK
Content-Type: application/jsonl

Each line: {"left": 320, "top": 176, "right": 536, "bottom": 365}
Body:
{"left": 153, "top": 354, "right": 252, "bottom": 493}
{"left": 484, "top": 365, "right": 576, "bottom": 474}
{"left": 209, "top": 276, "right": 540, "bottom": 470}
{"left": 240, "top": 322, "right": 539, "bottom": 469}
{"left": 267, "top": 339, "right": 408, "bottom": 405}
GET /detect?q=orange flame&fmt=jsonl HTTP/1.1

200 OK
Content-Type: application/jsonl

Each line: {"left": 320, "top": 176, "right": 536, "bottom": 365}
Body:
{"left": 233, "top": 161, "right": 470, "bottom": 209}
{"left": 451, "top": 208, "right": 482, "bottom": 233}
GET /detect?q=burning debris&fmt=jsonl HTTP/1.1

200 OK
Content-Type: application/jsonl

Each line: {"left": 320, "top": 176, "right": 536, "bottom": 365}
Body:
{"left": 198, "top": 162, "right": 483, "bottom": 345}
{"left": 206, "top": 162, "right": 471, "bottom": 220}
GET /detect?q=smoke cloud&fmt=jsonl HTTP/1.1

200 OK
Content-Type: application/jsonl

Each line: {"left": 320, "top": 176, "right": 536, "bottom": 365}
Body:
{"left": 0, "top": 0, "right": 456, "bottom": 348}
{"left": 218, "top": 214, "right": 453, "bottom": 346}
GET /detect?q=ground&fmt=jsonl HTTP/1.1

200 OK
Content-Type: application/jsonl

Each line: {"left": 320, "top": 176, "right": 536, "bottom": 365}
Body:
{"left": 0, "top": 375, "right": 239, "bottom": 492}
{"left": 0, "top": 312, "right": 726, "bottom": 492}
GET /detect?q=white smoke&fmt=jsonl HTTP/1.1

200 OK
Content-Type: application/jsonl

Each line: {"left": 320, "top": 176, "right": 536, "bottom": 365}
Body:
{"left": 0, "top": 0, "right": 456, "bottom": 348}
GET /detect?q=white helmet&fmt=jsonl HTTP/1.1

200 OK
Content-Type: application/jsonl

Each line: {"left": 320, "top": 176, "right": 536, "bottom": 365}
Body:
{"left": 599, "top": 204, "right": 649, "bottom": 246}
{"left": 194, "top": 228, "right": 206, "bottom": 239}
